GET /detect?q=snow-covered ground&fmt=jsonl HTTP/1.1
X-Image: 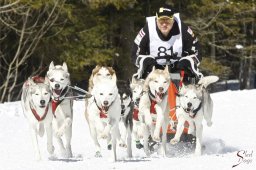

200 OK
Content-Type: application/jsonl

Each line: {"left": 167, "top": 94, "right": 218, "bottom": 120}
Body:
{"left": 0, "top": 90, "right": 255, "bottom": 170}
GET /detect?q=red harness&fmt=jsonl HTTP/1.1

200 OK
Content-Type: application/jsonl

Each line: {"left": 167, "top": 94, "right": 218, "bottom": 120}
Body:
{"left": 30, "top": 105, "right": 49, "bottom": 121}
{"left": 150, "top": 100, "right": 157, "bottom": 114}
{"left": 133, "top": 108, "right": 139, "bottom": 121}
{"left": 51, "top": 100, "right": 61, "bottom": 118}
{"left": 100, "top": 111, "right": 108, "bottom": 118}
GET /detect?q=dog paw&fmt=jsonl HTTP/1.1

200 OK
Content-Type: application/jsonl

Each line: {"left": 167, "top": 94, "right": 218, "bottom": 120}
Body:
{"left": 119, "top": 143, "right": 127, "bottom": 148}
{"left": 207, "top": 121, "right": 212, "bottom": 127}
{"left": 136, "top": 143, "right": 144, "bottom": 149}
{"left": 138, "top": 134, "right": 143, "bottom": 139}
{"left": 170, "top": 138, "right": 179, "bottom": 145}
{"left": 100, "top": 133, "right": 108, "bottom": 139}
{"left": 95, "top": 151, "right": 102, "bottom": 157}
{"left": 47, "top": 145, "right": 55, "bottom": 154}
{"left": 55, "top": 129, "right": 64, "bottom": 137}
{"left": 152, "top": 135, "right": 160, "bottom": 142}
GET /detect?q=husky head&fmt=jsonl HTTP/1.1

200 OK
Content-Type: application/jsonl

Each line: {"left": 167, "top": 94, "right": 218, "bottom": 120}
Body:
{"left": 92, "top": 79, "right": 119, "bottom": 112}
{"left": 179, "top": 75, "right": 219, "bottom": 114}
{"left": 130, "top": 76, "right": 145, "bottom": 106}
{"left": 29, "top": 82, "right": 51, "bottom": 109}
{"left": 117, "top": 80, "right": 132, "bottom": 115}
{"left": 179, "top": 85, "right": 202, "bottom": 113}
{"left": 46, "top": 61, "right": 70, "bottom": 97}
{"left": 144, "top": 66, "right": 170, "bottom": 102}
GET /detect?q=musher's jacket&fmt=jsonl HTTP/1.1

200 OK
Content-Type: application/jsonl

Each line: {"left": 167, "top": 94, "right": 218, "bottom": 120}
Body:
{"left": 131, "top": 14, "right": 201, "bottom": 67}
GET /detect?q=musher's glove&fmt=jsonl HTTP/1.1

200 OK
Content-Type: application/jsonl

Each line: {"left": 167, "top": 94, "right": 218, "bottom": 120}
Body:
{"left": 134, "top": 55, "right": 155, "bottom": 79}
{"left": 177, "top": 55, "right": 203, "bottom": 78}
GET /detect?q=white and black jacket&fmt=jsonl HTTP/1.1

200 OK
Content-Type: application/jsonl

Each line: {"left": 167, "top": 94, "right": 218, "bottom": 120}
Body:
{"left": 131, "top": 14, "right": 201, "bottom": 68}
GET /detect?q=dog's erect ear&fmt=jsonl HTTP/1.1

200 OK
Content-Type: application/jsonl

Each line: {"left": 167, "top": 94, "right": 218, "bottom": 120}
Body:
{"left": 65, "top": 72, "right": 70, "bottom": 78}
{"left": 62, "top": 62, "right": 68, "bottom": 72}
{"left": 131, "top": 75, "right": 137, "bottom": 84}
{"left": 198, "top": 75, "right": 219, "bottom": 89}
{"left": 27, "top": 77, "right": 38, "bottom": 86}
{"left": 164, "top": 65, "right": 169, "bottom": 73}
{"left": 152, "top": 66, "right": 155, "bottom": 72}
{"left": 49, "top": 61, "right": 55, "bottom": 71}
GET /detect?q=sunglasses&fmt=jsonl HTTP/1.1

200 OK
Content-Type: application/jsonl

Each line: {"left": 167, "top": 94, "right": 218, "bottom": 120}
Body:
{"left": 157, "top": 17, "right": 174, "bottom": 25}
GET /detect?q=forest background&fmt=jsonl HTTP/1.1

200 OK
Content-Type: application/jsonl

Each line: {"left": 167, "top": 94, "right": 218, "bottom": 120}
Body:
{"left": 0, "top": 0, "right": 255, "bottom": 102}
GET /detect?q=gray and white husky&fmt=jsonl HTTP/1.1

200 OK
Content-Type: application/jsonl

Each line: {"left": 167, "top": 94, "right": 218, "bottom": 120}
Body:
{"left": 117, "top": 80, "right": 134, "bottom": 158}
{"left": 139, "top": 66, "right": 170, "bottom": 156}
{"left": 46, "top": 61, "right": 73, "bottom": 158}
{"left": 129, "top": 77, "right": 145, "bottom": 149}
{"left": 21, "top": 76, "right": 54, "bottom": 160}
{"left": 170, "top": 76, "right": 219, "bottom": 155}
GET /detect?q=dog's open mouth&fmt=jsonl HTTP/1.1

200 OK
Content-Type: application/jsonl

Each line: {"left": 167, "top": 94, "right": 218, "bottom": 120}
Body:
{"left": 155, "top": 91, "right": 164, "bottom": 101}
{"left": 53, "top": 89, "right": 62, "bottom": 95}
{"left": 102, "top": 106, "right": 109, "bottom": 112}
{"left": 185, "top": 108, "right": 192, "bottom": 112}
{"left": 39, "top": 105, "right": 46, "bottom": 108}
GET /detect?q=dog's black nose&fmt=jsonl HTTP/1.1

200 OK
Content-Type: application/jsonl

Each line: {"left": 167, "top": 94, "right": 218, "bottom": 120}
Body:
{"left": 159, "top": 87, "right": 164, "bottom": 92}
{"left": 103, "top": 101, "right": 109, "bottom": 106}
{"left": 40, "top": 100, "right": 45, "bottom": 105}
{"left": 55, "top": 84, "right": 60, "bottom": 89}
{"left": 187, "top": 102, "right": 192, "bottom": 108}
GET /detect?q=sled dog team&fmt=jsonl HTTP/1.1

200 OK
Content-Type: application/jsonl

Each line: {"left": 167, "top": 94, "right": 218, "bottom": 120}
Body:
{"left": 21, "top": 61, "right": 219, "bottom": 161}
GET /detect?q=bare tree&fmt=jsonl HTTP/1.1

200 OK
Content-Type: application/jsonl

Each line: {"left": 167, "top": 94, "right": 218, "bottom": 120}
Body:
{"left": 0, "top": 0, "right": 66, "bottom": 102}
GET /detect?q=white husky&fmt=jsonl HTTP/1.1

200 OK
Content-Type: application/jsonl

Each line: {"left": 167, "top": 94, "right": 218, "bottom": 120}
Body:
{"left": 139, "top": 66, "right": 170, "bottom": 156}
{"left": 21, "top": 76, "right": 54, "bottom": 160}
{"left": 170, "top": 76, "right": 219, "bottom": 155}
{"left": 86, "top": 79, "right": 121, "bottom": 161}
{"left": 46, "top": 61, "right": 73, "bottom": 158}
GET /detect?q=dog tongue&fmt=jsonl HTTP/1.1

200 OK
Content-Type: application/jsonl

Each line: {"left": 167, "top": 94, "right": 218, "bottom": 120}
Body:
{"left": 155, "top": 91, "right": 163, "bottom": 102}
{"left": 54, "top": 89, "right": 62, "bottom": 95}
{"left": 102, "top": 106, "right": 109, "bottom": 112}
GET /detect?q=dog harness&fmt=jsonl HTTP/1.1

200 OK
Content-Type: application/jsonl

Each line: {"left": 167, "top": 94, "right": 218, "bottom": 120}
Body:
{"left": 51, "top": 86, "right": 72, "bottom": 118}
{"left": 51, "top": 99, "right": 63, "bottom": 118}
{"left": 29, "top": 102, "right": 49, "bottom": 122}
{"left": 133, "top": 108, "right": 139, "bottom": 121}
{"left": 94, "top": 97, "right": 109, "bottom": 119}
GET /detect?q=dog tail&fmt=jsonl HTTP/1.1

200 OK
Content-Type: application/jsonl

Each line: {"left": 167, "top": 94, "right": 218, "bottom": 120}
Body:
{"left": 198, "top": 76, "right": 219, "bottom": 88}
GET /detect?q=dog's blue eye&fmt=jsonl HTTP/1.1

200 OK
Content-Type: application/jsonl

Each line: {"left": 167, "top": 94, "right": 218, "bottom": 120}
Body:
{"left": 50, "top": 78, "right": 54, "bottom": 82}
